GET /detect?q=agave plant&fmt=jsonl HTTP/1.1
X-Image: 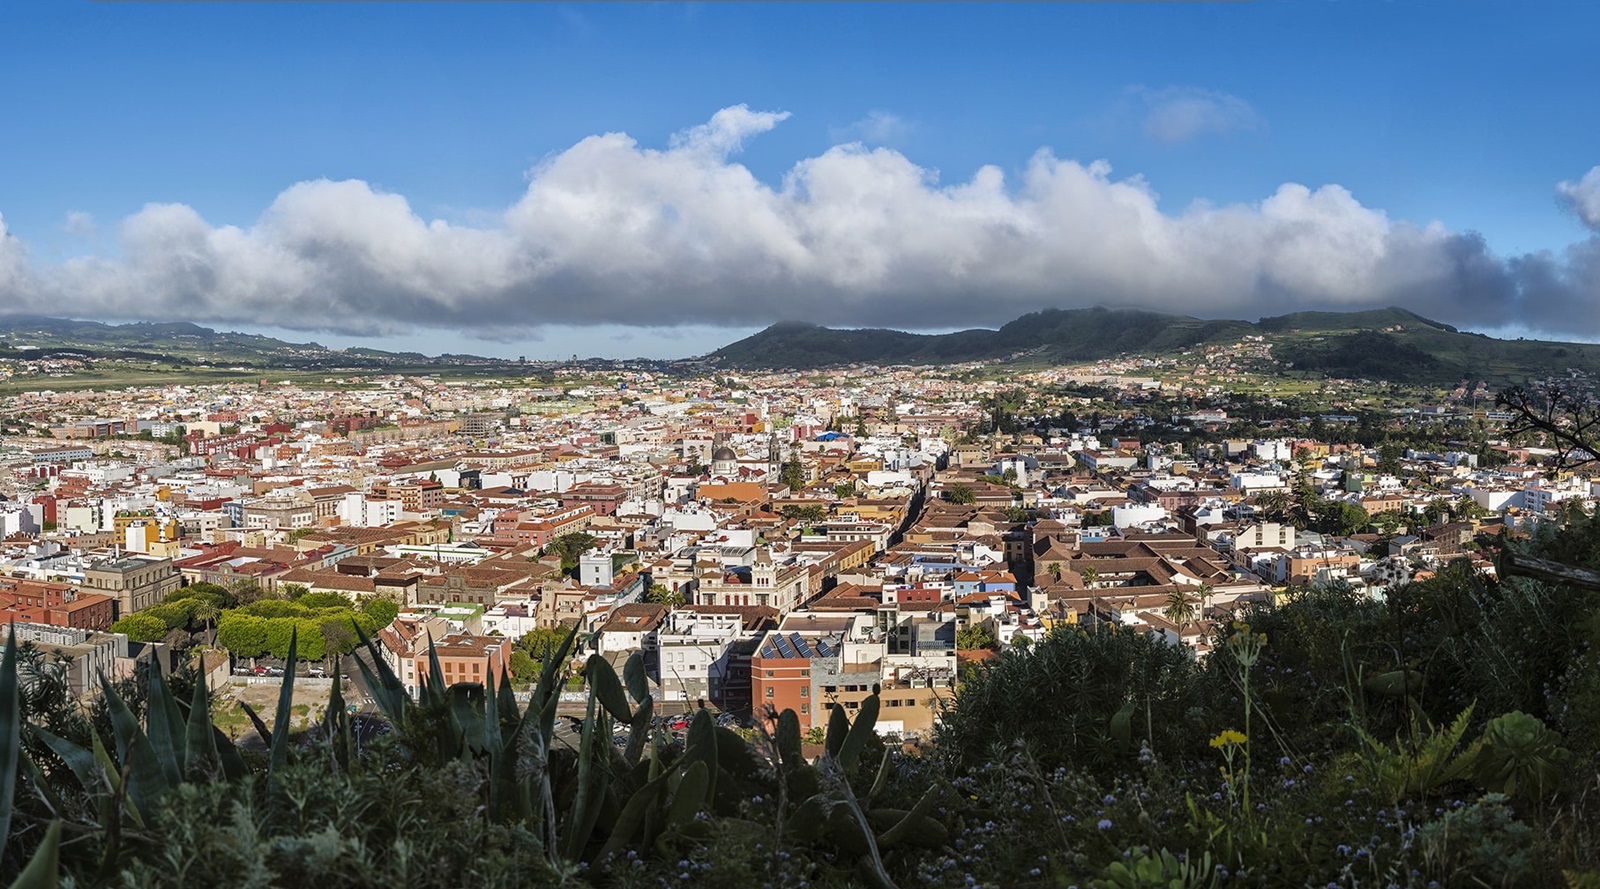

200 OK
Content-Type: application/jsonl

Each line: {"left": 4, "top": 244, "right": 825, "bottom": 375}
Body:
{"left": 1475, "top": 710, "right": 1571, "bottom": 800}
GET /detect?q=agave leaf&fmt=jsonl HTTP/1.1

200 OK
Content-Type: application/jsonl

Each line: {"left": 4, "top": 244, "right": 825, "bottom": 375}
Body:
{"left": 184, "top": 674, "right": 220, "bottom": 780}
{"left": 238, "top": 701, "right": 273, "bottom": 749}
{"left": 562, "top": 696, "right": 600, "bottom": 862}
{"left": 424, "top": 632, "right": 448, "bottom": 709}
{"left": 19, "top": 749, "right": 67, "bottom": 819}
{"left": 9, "top": 819, "right": 63, "bottom": 889}
{"left": 28, "top": 725, "right": 100, "bottom": 793}
{"left": 623, "top": 651, "right": 650, "bottom": 705}
{"left": 143, "top": 664, "right": 186, "bottom": 787}
{"left": 587, "top": 654, "right": 633, "bottom": 723}
{"left": 533, "top": 626, "right": 580, "bottom": 745}
{"left": 349, "top": 618, "right": 409, "bottom": 724}
{"left": 1, "top": 629, "right": 20, "bottom": 855}
{"left": 838, "top": 694, "right": 880, "bottom": 772}
{"left": 99, "top": 673, "right": 168, "bottom": 812}
{"left": 269, "top": 627, "right": 299, "bottom": 775}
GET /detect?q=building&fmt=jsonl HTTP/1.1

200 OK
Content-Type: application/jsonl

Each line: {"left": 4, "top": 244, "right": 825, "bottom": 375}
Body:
{"left": 82, "top": 555, "right": 182, "bottom": 618}
{"left": 0, "top": 577, "right": 115, "bottom": 631}
{"left": 655, "top": 609, "right": 744, "bottom": 706}
{"left": 411, "top": 633, "right": 514, "bottom": 692}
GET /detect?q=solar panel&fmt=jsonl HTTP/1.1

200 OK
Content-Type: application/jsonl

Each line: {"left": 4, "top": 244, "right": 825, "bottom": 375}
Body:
{"left": 791, "top": 633, "right": 812, "bottom": 658}
{"left": 773, "top": 635, "right": 795, "bottom": 659}
{"left": 815, "top": 640, "right": 834, "bottom": 658}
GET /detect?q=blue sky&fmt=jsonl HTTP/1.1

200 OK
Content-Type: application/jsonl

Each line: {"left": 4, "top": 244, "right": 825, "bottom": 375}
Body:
{"left": 2, "top": 1, "right": 1598, "bottom": 359}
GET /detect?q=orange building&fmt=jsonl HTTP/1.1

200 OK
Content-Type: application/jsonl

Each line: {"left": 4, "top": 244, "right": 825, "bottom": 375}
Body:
{"left": 412, "top": 633, "right": 515, "bottom": 688}
{"left": 0, "top": 577, "right": 115, "bottom": 631}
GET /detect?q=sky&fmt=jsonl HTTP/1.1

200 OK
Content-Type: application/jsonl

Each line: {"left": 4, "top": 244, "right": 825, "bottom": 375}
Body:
{"left": 2, "top": 0, "right": 1599, "bottom": 360}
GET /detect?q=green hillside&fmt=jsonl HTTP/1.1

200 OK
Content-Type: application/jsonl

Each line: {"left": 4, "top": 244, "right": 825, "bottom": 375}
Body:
{"left": 710, "top": 305, "right": 1600, "bottom": 385}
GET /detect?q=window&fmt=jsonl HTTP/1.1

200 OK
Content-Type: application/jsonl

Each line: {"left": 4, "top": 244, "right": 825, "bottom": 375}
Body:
{"left": 800, "top": 687, "right": 808, "bottom": 697}
{"left": 765, "top": 687, "right": 774, "bottom": 698}
{"left": 765, "top": 670, "right": 773, "bottom": 677}
{"left": 800, "top": 702, "right": 809, "bottom": 714}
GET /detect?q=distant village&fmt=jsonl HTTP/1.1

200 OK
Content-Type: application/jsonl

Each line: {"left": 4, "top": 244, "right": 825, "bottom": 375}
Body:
{"left": 1, "top": 363, "right": 1594, "bottom": 738}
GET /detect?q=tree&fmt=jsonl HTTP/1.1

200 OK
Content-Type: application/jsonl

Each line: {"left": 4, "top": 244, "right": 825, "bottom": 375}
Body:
{"left": 946, "top": 484, "right": 976, "bottom": 505}
{"left": 217, "top": 613, "right": 269, "bottom": 657}
{"left": 780, "top": 457, "right": 806, "bottom": 492}
{"left": 362, "top": 597, "right": 399, "bottom": 628}
{"left": 1255, "top": 490, "right": 1290, "bottom": 523}
{"left": 111, "top": 613, "right": 168, "bottom": 643}
{"left": 1162, "top": 588, "right": 1197, "bottom": 629}
{"left": 520, "top": 627, "right": 568, "bottom": 663}
{"left": 279, "top": 583, "right": 310, "bottom": 600}
{"left": 1498, "top": 383, "right": 1600, "bottom": 472}
{"left": 509, "top": 649, "right": 537, "bottom": 683}
{"left": 956, "top": 623, "right": 998, "bottom": 651}
{"left": 645, "top": 583, "right": 685, "bottom": 608}
{"left": 1081, "top": 566, "right": 1099, "bottom": 587}
{"left": 833, "top": 481, "right": 858, "bottom": 500}
{"left": 1047, "top": 562, "right": 1062, "bottom": 583}
{"left": 546, "top": 532, "right": 598, "bottom": 575}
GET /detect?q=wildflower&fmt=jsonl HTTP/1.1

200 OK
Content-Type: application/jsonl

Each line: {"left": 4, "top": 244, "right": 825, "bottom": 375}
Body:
{"left": 1209, "top": 729, "right": 1247, "bottom": 748}
{"left": 1097, "top": 819, "right": 1113, "bottom": 830}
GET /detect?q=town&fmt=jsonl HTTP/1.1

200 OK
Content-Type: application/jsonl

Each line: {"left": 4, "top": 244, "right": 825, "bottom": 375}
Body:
{"left": 3, "top": 350, "right": 1592, "bottom": 744}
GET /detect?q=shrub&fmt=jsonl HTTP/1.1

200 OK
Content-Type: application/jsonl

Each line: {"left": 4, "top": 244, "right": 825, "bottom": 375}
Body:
{"left": 111, "top": 612, "right": 168, "bottom": 643}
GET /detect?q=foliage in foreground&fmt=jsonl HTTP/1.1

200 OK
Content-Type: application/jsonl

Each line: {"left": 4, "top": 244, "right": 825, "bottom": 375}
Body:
{"left": 4, "top": 514, "right": 1600, "bottom": 887}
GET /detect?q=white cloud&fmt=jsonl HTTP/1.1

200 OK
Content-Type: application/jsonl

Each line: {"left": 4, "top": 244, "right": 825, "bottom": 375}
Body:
{"left": 0, "top": 106, "right": 1594, "bottom": 340}
{"left": 1131, "top": 86, "right": 1263, "bottom": 145}
{"left": 1558, "top": 166, "right": 1600, "bottom": 231}
{"left": 63, "top": 211, "right": 96, "bottom": 238}
{"left": 830, "top": 110, "right": 914, "bottom": 147}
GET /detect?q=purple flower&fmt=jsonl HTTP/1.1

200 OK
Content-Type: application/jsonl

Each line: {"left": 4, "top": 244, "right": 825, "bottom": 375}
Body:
{"left": 1097, "top": 819, "right": 1113, "bottom": 830}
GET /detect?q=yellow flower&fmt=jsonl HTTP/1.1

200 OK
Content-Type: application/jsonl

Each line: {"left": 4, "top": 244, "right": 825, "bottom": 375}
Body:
{"left": 1209, "top": 729, "right": 1247, "bottom": 749}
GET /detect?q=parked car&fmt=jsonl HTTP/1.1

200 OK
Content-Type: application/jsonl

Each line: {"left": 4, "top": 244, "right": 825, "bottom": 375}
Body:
{"left": 308, "top": 666, "right": 327, "bottom": 677}
{"left": 265, "top": 666, "right": 284, "bottom": 676}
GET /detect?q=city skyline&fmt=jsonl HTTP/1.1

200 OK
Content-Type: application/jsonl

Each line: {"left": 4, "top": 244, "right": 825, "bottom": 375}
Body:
{"left": 3, "top": 1, "right": 1598, "bottom": 359}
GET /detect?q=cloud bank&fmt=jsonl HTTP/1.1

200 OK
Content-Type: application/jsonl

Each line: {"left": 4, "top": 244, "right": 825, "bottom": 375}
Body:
{"left": 0, "top": 105, "right": 1597, "bottom": 340}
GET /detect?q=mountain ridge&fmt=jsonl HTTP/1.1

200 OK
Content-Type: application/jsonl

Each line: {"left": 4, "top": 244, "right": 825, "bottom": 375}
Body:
{"left": 709, "top": 305, "right": 1600, "bottom": 385}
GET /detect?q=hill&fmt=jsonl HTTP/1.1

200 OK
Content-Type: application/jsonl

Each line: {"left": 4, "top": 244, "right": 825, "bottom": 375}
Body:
{"left": 709, "top": 305, "right": 1600, "bottom": 385}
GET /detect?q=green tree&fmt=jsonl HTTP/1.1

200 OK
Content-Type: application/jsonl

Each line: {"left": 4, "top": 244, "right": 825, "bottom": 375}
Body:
{"left": 546, "top": 532, "right": 598, "bottom": 575}
{"left": 644, "top": 583, "right": 684, "bottom": 608}
{"left": 111, "top": 613, "right": 168, "bottom": 643}
{"left": 298, "top": 591, "right": 355, "bottom": 610}
{"left": 508, "top": 649, "right": 537, "bottom": 683}
{"left": 946, "top": 484, "right": 976, "bottom": 505}
{"left": 362, "top": 597, "right": 399, "bottom": 628}
{"left": 520, "top": 627, "right": 568, "bottom": 663}
{"left": 279, "top": 583, "right": 310, "bottom": 601}
{"left": 217, "top": 612, "right": 269, "bottom": 657}
{"left": 1162, "top": 588, "right": 1197, "bottom": 629}
{"left": 957, "top": 623, "right": 998, "bottom": 651}
{"left": 780, "top": 456, "right": 806, "bottom": 492}
{"left": 833, "top": 481, "right": 858, "bottom": 499}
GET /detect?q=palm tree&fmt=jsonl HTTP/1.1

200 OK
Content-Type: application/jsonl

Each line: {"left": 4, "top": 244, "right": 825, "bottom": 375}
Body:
{"left": 1047, "top": 562, "right": 1062, "bottom": 583}
{"left": 1163, "top": 588, "right": 1197, "bottom": 629}
{"left": 193, "top": 600, "right": 220, "bottom": 642}
{"left": 1080, "top": 565, "right": 1099, "bottom": 588}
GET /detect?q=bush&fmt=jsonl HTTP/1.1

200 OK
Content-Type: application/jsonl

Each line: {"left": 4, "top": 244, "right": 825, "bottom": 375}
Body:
{"left": 111, "top": 612, "right": 168, "bottom": 643}
{"left": 938, "top": 623, "right": 1214, "bottom": 769}
{"left": 361, "top": 597, "right": 399, "bottom": 628}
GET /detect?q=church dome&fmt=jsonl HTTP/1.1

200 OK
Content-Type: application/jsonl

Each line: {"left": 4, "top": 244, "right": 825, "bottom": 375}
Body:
{"left": 711, "top": 446, "right": 737, "bottom": 462}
